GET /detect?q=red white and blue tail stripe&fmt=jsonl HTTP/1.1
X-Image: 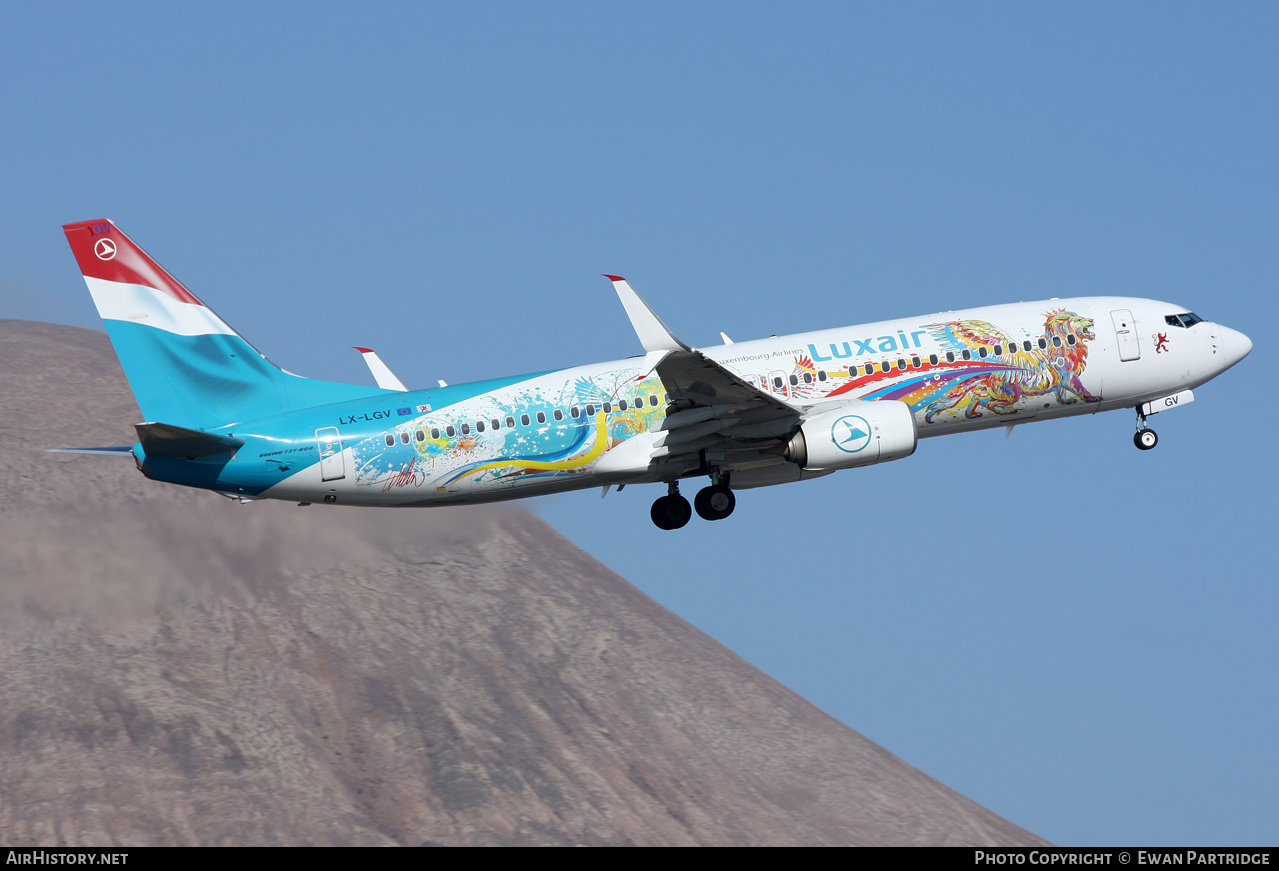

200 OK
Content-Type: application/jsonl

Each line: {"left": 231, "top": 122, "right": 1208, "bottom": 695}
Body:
{"left": 63, "top": 219, "right": 390, "bottom": 429}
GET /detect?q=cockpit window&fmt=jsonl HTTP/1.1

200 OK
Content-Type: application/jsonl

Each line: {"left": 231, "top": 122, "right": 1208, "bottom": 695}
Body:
{"left": 1165, "top": 312, "right": 1203, "bottom": 328}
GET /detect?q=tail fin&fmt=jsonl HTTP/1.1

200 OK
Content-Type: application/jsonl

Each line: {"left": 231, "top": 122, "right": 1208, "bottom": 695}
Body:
{"left": 63, "top": 219, "right": 391, "bottom": 429}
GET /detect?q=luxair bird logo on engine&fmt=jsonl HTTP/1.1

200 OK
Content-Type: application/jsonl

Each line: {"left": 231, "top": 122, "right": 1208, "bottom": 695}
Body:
{"left": 831, "top": 415, "right": 872, "bottom": 453}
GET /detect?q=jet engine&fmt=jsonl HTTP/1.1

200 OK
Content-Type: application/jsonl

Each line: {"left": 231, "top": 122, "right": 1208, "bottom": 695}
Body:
{"left": 783, "top": 400, "right": 917, "bottom": 471}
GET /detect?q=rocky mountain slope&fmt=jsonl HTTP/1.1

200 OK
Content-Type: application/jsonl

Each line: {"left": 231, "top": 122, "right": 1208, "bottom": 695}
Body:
{"left": 0, "top": 320, "right": 1047, "bottom": 846}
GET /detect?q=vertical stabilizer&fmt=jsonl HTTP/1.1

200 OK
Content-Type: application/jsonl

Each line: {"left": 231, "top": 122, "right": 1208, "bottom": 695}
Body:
{"left": 63, "top": 219, "right": 391, "bottom": 429}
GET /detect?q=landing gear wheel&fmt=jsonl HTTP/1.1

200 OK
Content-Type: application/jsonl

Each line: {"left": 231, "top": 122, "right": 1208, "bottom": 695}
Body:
{"left": 694, "top": 484, "right": 736, "bottom": 521}
{"left": 650, "top": 494, "right": 692, "bottom": 530}
{"left": 1134, "top": 428, "right": 1158, "bottom": 450}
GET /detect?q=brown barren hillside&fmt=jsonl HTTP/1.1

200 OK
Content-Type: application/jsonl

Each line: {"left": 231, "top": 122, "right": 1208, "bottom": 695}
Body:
{"left": 0, "top": 319, "right": 1049, "bottom": 846}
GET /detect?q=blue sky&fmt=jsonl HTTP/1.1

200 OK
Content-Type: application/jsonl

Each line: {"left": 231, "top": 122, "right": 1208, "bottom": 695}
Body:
{"left": 3, "top": 2, "right": 1275, "bottom": 846}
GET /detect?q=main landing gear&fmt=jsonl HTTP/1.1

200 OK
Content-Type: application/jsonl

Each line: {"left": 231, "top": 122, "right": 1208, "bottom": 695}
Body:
{"left": 651, "top": 482, "right": 692, "bottom": 530}
{"left": 1134, "top": 408, "right": 1158, "bottom": 451}
{"left": 651, "top": 476, "right": 737, "bottom": 530}
{"left": 694, "top": 483, "right": 735, "bottom": 521}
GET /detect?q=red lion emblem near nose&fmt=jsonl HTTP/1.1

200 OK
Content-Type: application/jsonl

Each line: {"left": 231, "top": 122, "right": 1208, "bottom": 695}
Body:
{"left": 1154, "top": 332, "right": 1170, "bottom": 354}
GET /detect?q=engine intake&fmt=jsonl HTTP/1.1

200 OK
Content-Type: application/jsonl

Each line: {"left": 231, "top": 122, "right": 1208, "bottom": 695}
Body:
{"left": 784, "top": 400, "right": 917, "bottom": 471}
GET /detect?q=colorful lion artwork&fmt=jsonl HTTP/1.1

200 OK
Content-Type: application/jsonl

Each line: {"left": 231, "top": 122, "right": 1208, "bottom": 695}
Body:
{"left": 921, "top": 310, "right": 1099, "bottom": 422}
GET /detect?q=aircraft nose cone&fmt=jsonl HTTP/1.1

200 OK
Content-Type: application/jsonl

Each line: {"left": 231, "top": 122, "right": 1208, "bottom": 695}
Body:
{"left": 1220, "top": 326, "right": 1252, "bottom": 370}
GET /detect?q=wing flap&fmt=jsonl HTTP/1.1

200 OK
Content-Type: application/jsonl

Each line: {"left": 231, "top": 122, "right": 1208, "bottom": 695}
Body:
{"left": 649, "top": 349, "right": 799, "bottom": 460}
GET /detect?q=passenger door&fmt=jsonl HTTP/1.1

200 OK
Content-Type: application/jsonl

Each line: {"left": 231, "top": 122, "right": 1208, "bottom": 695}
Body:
{"left": 315, "top": 427, "right": 345, "bottom": 481}
{"left": 1111, "top": 309, "right": 1141, "bottom": 361}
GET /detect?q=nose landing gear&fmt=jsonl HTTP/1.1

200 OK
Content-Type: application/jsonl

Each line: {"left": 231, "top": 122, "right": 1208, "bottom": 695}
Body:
{"left": 1134, "top": 408, "right": 1158, "bottom": 450}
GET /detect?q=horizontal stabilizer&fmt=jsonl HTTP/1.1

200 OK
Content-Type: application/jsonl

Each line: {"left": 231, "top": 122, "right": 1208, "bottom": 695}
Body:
{"left": 46, "top": 446, "right": 135, "bottom": 456}
{"left": 135, "top": 422, "right": 245, "bottom": 459}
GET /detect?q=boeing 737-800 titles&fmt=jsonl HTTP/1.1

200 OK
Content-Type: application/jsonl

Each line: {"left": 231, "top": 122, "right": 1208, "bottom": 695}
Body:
{"left": 56, "top": 219, "right": 1252, "bottom": 530}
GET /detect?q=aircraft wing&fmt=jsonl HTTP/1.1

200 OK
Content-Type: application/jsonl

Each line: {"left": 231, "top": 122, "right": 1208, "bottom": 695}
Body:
{"left": 606, "top": 276, "right": 799, "bottom": 466}
{"left": 648, "top": 349, "right": 799, "bottom": 462}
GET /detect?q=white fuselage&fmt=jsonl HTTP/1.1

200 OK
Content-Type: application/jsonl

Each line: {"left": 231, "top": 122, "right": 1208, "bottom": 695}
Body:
{"left": 239, "top": 296, "right": 1248, "bottom": 508}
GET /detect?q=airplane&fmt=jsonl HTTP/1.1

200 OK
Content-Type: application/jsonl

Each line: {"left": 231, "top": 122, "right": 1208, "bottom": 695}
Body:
{"left": 56, "top": 219, "right": 1252, "bottom": 530}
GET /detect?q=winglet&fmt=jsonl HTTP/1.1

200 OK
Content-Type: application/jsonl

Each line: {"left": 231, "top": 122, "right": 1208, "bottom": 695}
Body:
{"left": 353, "top": 347, "right": 409, "bottom": 392}
{"left": 603, "top": 275, "right": 690, "bottom": 353}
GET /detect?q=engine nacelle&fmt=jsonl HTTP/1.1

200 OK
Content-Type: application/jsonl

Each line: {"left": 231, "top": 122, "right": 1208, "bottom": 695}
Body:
{"left": 783, "top": 400, "right": 917, "bottom": 471}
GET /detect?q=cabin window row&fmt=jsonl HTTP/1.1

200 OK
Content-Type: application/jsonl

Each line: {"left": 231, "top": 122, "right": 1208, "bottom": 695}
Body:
{"left": 381, "top": 393, "right": 671, "bottom": 446}
{"left": 796, "top": 335, "right": 1081, "bottom": 384}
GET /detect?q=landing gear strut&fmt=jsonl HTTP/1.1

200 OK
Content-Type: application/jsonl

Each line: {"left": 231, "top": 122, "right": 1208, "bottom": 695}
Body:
{"left": 650, "top": 481, "right": 692, "bottom": 530}
{"left": 1134, "top": 408, "right": 1158, "bottom": 451}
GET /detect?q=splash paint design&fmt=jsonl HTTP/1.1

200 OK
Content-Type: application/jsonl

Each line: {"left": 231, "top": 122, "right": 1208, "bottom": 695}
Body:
{"left": 348, "top": 368, "right": 667, "bottom": 494}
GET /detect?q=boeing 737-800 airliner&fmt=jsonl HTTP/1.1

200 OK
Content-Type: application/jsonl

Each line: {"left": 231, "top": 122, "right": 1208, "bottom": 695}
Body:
{"left": 57, "top": 219, "right": 1252, "bottom": 530}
